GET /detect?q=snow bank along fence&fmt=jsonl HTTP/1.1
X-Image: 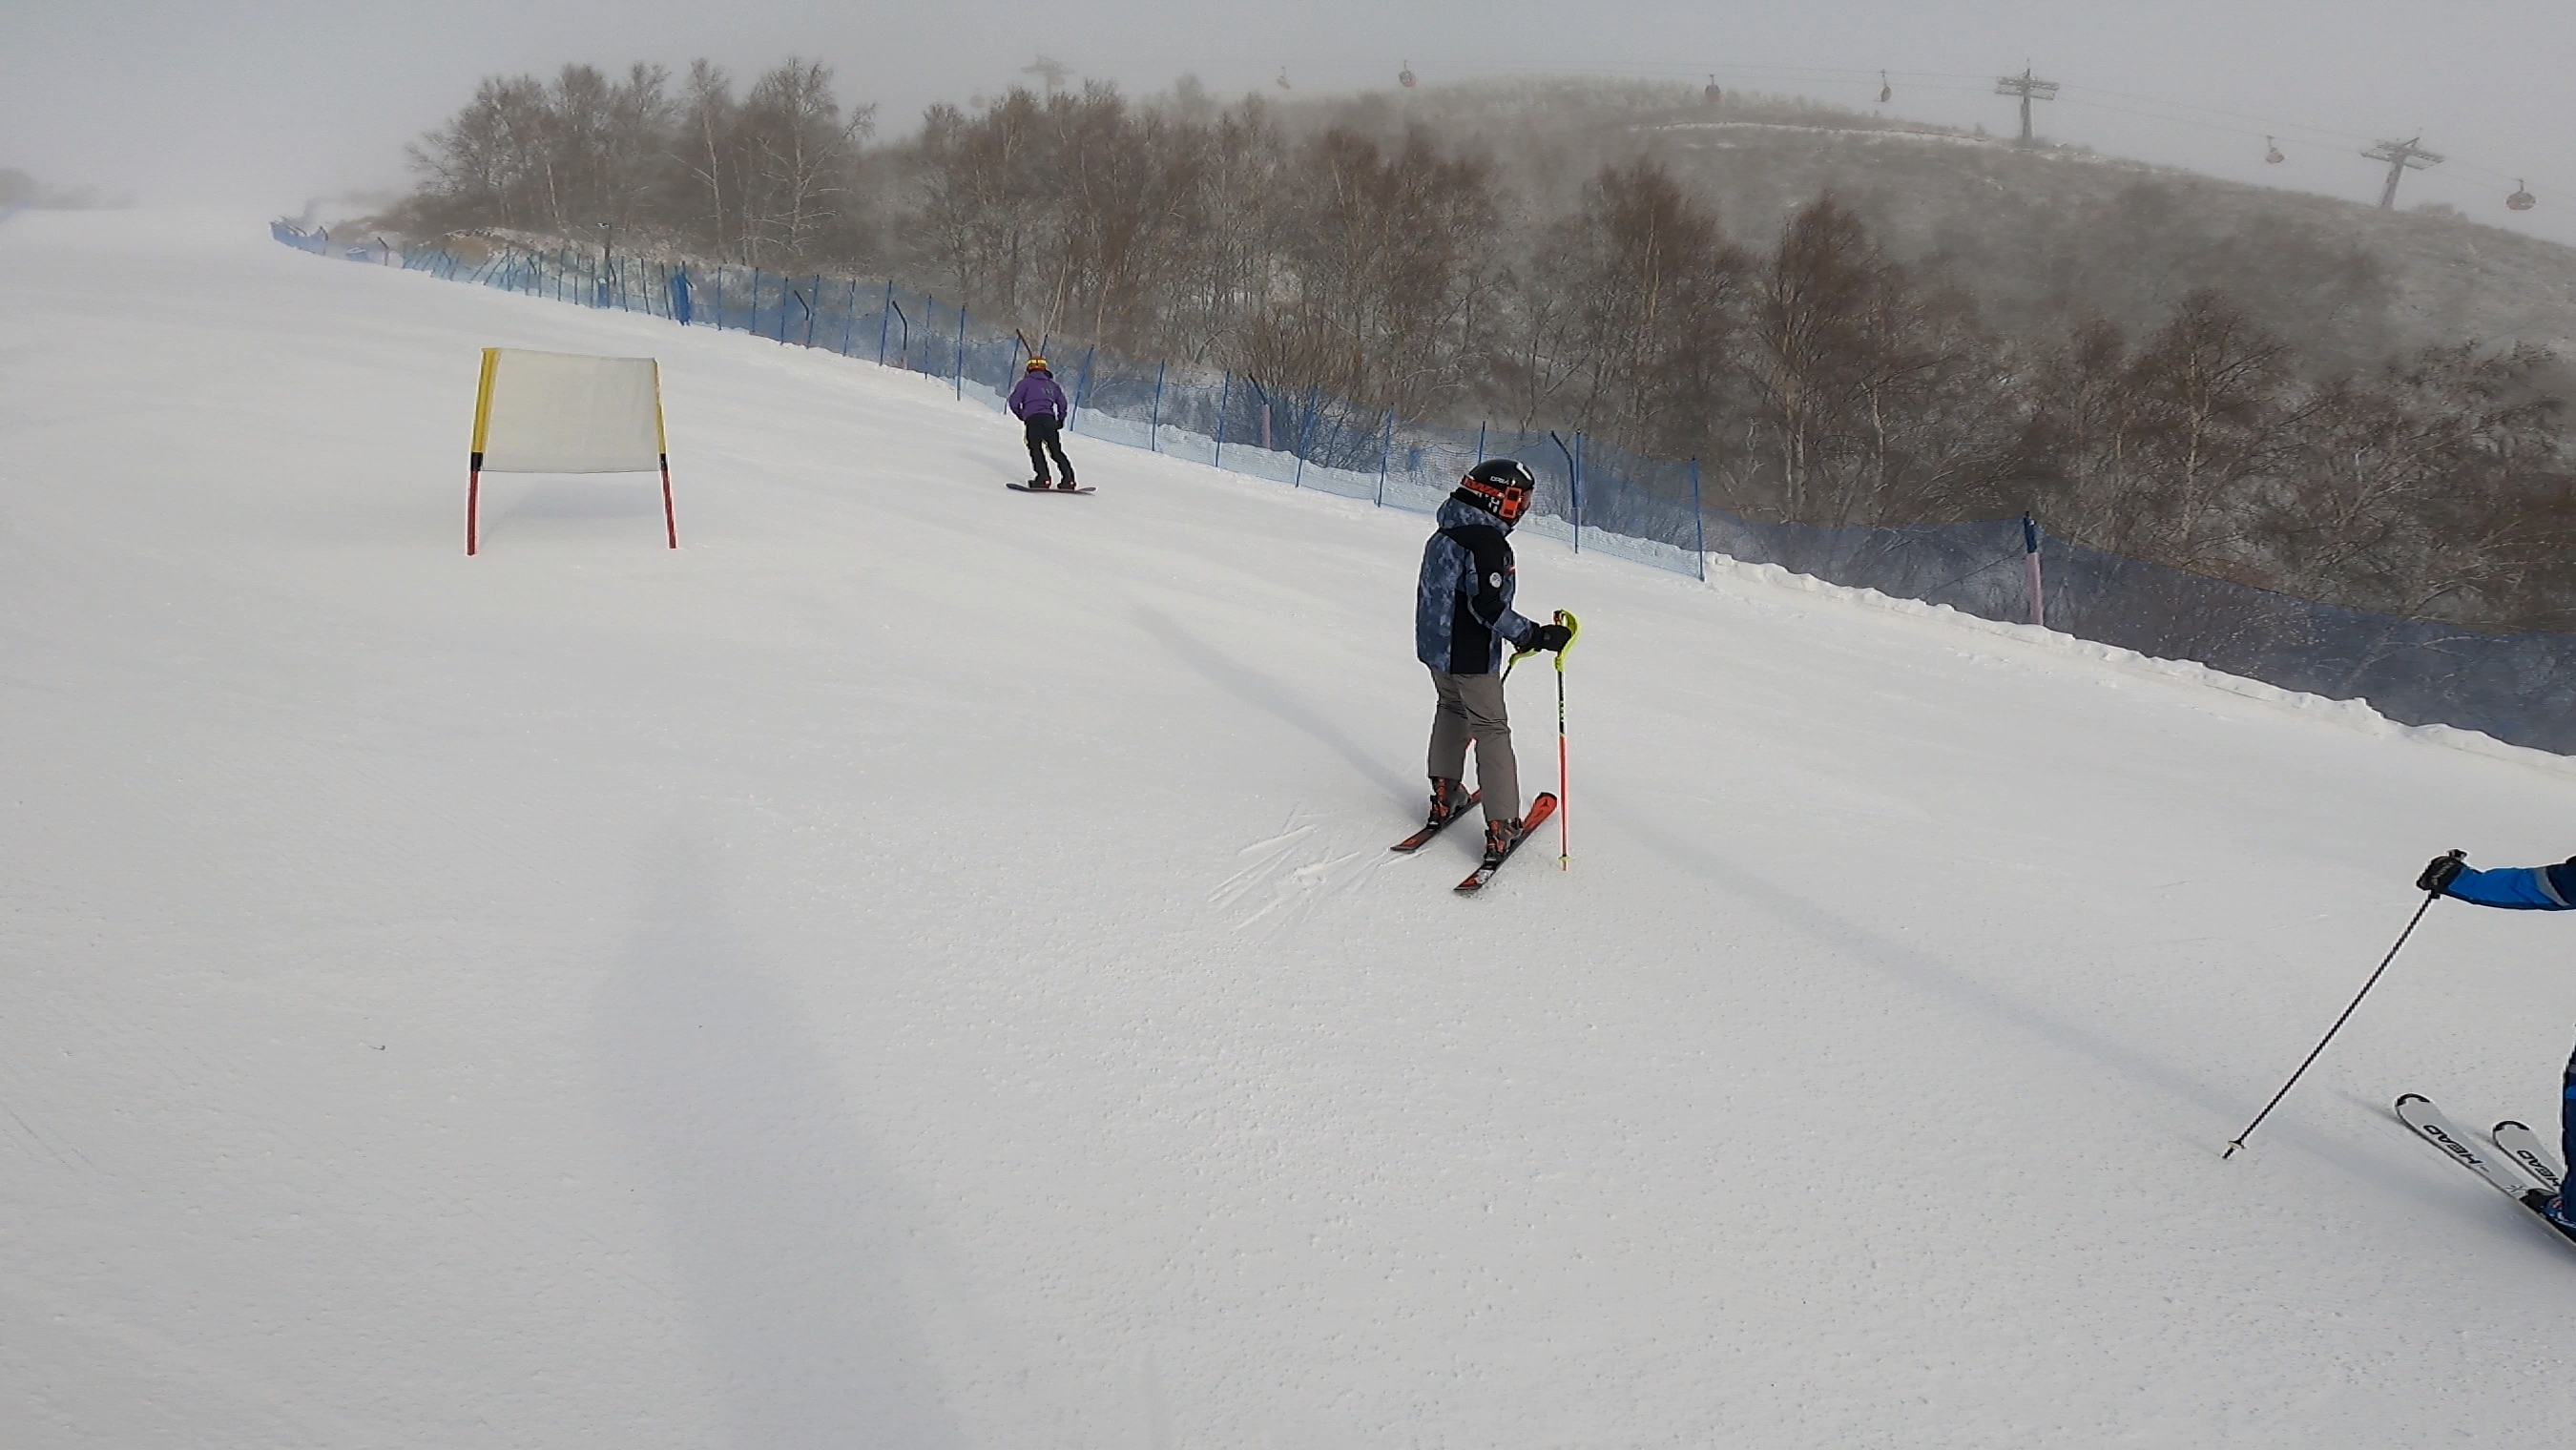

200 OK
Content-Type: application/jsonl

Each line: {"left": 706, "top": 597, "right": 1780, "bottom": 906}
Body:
{"left": 273, "top": 222, "right": 2576, "bottom": 756}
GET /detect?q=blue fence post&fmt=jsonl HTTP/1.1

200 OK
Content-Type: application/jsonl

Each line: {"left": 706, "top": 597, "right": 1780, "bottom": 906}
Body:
{"left": 1691, "top": 457, "right": 1706, "bottom": 581}
{"left": 1215, "top": 373, "right": 1232, "bottom": 470}
{"left": 1071, "top": 345, "right": 1096, "bottom": 431}
{"left": 1292, "top": 386, "right": 1320, "bottom": 487}
{"left": 712, "top": 268, "right": 723, "bottom": 327}
{"left": 1376, "top": 409, "right": 1394, "bottom": 508}
{"left": 1150, "top": 362, "right": 1166, "bottom": 452}
{"left": 877, "top": 281, "right": 894, "bottom": 365}
{"left": 1573, "top": 432, "right": 1585, "bottom": 554}
{"left": 2024, "top": 512, "right": 2046, "bottom": 628}
{"left": 1476, "top": 421, "right": 1486, "bottom": 461}
{"left": 955, "top": 307, "right": 967, "bottom": 399}
{"left": 1551, "top": 432, "right": 1580, "bottom": 554}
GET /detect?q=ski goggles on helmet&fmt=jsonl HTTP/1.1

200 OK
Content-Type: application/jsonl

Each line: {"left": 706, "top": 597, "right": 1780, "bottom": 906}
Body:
{"left": 1460, "top": 463, "right": 1536, "bottom": 524}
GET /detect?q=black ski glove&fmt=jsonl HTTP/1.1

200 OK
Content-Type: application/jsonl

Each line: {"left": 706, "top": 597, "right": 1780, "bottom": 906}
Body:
{"left": 2417, "top": 851, "right": 2465, "bottom": 895}
{"left": 1527, "top": 622, "right": 1572, "bottom": 652}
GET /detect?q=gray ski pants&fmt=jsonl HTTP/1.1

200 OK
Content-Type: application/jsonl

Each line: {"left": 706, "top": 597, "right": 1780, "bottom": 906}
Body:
{"left": 1426, "top": 668, "right": 1520, "bottom": 825}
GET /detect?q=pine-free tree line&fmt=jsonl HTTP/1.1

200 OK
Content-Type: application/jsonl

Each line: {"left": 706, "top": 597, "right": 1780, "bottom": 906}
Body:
{"left": 391, "top": 63, "right": 2576, "bottom": 632}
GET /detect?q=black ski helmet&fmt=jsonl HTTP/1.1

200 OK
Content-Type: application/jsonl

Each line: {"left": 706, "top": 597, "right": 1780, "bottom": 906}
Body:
{"left": 1456, "top": 458, "right": 1536, "bottom": 524}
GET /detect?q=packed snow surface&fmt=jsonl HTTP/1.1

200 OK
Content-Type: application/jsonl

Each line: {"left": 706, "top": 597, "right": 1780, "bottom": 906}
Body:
{"left": 10, "top": 209, "right": 2576, "bottom": 1448}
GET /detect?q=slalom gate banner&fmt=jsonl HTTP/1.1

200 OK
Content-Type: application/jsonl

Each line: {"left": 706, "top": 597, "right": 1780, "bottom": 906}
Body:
{"left": 466, "top": 348, "right": 675, "bottom": 555}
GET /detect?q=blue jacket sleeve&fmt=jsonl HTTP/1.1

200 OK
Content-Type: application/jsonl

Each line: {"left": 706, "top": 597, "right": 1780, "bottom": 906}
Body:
{"left": 1473, "top": 595, "right": 1539, "bottom": 650}
{"left": 2444, "top": 862, "right": 2576, "bottom": 910}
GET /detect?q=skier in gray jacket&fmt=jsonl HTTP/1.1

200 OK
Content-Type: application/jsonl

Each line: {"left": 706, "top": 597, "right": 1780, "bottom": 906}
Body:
{"left": 1414, "top": 459, "right": 1571, "bottom": 855}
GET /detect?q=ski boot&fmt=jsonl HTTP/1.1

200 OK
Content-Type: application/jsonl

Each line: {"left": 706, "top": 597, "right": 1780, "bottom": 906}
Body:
{"left": 1424, "top": 777, "right": 1471, "bottom": 830}
{"left": 1480, "top": 815, "right": 1526, "bottom": 864}
{"left": 2540, "top": 1192, "right": 2576, "bottom": 1243}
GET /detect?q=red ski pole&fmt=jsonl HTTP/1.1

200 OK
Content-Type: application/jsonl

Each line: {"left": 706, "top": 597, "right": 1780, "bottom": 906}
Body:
{"left": 1553, "top": 611, "right": 1578, "bottom": 869}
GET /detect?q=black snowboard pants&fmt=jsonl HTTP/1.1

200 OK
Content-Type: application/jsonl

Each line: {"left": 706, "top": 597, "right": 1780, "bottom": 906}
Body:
{"left": 1024, "top": 415, "right": 1075, "bottom": 484}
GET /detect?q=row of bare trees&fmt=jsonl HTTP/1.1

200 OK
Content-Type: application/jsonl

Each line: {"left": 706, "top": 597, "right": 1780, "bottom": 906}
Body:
{"left": 403, "top": 59, "right": 873, "bottom": 267}
{"left": 2016, "top": 308, "right": 2576, "bottom": 624}
{"left": 387, "top": 68, "right": 2576, "bottom": 631}
{"left": 1497, "top": 176, "right": 2576, "bottom": 628}
{"left": 912, "top": 87, "right": 1507, "bottom": 421}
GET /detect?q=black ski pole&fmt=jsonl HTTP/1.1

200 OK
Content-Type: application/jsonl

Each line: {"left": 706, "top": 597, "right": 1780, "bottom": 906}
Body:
{"left": 2222, "top": 850, "right": 2459, "bottom": 1159}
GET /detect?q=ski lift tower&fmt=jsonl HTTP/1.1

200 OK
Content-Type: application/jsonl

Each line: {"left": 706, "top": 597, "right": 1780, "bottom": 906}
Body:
{"left": 1022, "top": 54, "right": 1070, "bottom": 93}
{"left": 2362, "top": 136, "right": 2442, "bottom": 209}
{"left": 1994, "top": 67, "right": 2058, "bottom": 145}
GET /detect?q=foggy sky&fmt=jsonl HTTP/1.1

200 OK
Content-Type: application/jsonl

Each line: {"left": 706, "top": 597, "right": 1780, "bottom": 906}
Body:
{"left": 9, "top": 0, "right": 2576, "bottom": 248}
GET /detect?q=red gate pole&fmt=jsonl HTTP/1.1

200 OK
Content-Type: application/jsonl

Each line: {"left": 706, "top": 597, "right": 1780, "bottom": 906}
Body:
{"left": 659, "top": 456, "right": 676, "bottom": 549}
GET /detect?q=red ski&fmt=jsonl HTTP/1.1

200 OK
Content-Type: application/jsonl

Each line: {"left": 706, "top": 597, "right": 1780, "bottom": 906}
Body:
{"left": 1389, "top": 790, "right": 1481, "bottom": 853}
{"left": 1455, "top": 793, "right": 1559, "bottom": 894}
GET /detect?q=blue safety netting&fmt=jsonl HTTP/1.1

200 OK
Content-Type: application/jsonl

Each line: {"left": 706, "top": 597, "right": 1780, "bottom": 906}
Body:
{"left": 1706, "top": 513, "right": 2576, "bottom": 754}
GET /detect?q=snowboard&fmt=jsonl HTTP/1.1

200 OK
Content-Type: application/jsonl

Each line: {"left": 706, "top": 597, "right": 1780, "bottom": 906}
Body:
{"left": 1008, "top": 483, "right": 1095, "bottom": 495}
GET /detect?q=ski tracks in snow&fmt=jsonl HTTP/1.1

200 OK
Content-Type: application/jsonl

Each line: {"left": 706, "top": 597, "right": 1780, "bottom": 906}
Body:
{"left": 1211, "top": 807, "right": 1389, "bottom": 930}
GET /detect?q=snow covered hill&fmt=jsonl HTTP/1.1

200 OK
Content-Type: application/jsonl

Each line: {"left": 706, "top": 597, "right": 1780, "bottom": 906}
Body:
{"left": 10, "top": 207, "right": 2576, "bottom": 1448}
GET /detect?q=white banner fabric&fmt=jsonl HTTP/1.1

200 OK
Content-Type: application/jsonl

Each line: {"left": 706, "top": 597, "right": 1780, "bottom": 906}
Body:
{"left": 476, "top": 350, "right": 663, "bottom": 473}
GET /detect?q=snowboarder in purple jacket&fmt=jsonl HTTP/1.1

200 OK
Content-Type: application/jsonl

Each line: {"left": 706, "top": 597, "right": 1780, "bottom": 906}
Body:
{"left": 1008, "top": 359, "right": 1077, "bottom": 489}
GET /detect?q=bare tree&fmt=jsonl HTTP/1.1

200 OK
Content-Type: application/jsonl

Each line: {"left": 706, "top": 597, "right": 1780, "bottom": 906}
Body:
{"left": 737, "top": 58, "right": 873, "bottom": 265}
{"left": 668, "top": 61, "right": 744, "bottom": 260}
{"left": 2013, "top": 318, "right": 2140, "bottom": 547}
{"left": 1547, "top": 159, "right": 1750, "bottom": 460}
{"left": 404, "top": 73, "right": 553, "bottom": 230}
{"left": 918, "top": 90, "right": 1049, "bottom": 311}
{"left": 2118, "top": 289, "right": 2298, "bottom": 570}
{"left": 1243, "top": 127, "right": 1500, "bottom": 416}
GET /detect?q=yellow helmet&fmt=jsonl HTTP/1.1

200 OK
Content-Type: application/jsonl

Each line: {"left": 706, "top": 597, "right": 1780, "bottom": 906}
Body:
{"left": 1025, "top": 357, "right": 1049, "bottom": 372}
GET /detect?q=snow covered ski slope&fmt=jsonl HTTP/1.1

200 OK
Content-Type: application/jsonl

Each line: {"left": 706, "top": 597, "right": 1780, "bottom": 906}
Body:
{"left": 12, "top": 208, "right": 2576, "bottom": 1447}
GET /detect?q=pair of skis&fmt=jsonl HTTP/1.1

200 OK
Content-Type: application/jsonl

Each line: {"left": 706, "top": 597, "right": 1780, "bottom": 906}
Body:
{"left": 1387, "top": 790, "right": 1561, "bottom": 894}
{"left": 2393, "top": 1094, "right": 2576, "bottom": 1246}
{"left": 1392, "top": 609, "right": 1579, "bottom": 895}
